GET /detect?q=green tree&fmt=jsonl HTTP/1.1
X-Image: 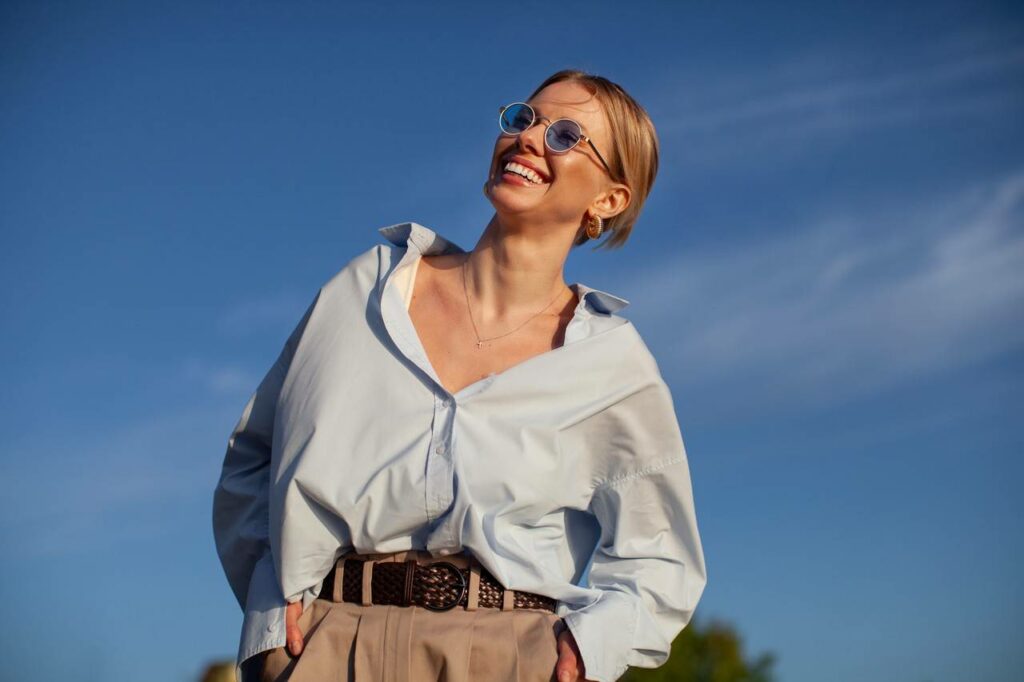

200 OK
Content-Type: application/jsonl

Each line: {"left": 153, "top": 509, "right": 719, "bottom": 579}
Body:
{"left": 197, "top": 661, "right": 235, "bottom": 682}
{"left": 620, "top": 616, "right": 777, "bottom": 682}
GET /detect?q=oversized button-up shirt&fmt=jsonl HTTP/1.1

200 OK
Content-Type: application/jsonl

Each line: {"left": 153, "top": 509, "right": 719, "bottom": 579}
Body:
{"left": 212, "top": 221, "right": 707, "bottom": 682}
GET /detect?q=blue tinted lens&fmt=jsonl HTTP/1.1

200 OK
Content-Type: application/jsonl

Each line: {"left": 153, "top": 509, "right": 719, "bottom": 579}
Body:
{"left": 500, "top": 103, "right": 534, "bottom": 134}
{"left": 547, "top": 120, "right": 582, "bottom": 152}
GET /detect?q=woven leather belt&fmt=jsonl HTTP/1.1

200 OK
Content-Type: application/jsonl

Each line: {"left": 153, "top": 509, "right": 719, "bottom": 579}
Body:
{"left": 319, "top": 558, "right": 557, "bottom": 613}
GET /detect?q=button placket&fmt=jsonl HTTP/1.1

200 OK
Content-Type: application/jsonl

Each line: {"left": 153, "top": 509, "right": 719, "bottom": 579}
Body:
{"left": 425, "top": 392, "right": 456, "bottom": 520}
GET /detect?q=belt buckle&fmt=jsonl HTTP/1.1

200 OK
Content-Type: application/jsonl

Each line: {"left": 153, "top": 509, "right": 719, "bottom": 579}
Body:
{"left": 421, "top": 560, "right": 468, "bottom": 612}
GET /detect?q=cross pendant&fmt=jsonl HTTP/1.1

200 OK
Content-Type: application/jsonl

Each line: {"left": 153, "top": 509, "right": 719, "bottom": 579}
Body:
{"left": 476, "top": 340, "right": 483, "bottom": 349}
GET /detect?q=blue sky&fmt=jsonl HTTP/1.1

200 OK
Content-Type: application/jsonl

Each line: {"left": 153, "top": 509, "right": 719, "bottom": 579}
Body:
{"left": 1, "top": 1, "right": 1021, "bottom": 681}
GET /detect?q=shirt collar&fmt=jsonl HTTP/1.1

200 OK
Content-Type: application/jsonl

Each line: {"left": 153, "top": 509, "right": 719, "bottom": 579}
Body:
{"left": 377, "top": 221, "right": 630, "bottom": 314}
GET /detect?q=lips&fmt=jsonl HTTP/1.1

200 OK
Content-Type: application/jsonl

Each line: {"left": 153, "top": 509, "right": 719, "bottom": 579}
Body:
{"left": 500, "top": 155, "right": 551, "bottom": 183}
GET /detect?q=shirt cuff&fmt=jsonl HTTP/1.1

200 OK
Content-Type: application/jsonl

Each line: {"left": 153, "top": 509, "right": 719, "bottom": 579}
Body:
{"left": 562, "top": 591, "right": 639, "bottom": 682}
{"left": 236, "top": 551, "right": 287, "bottom": 682}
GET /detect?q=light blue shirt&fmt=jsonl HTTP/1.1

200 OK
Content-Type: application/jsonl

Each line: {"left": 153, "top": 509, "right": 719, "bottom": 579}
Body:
{"left": 212, "top": 221, "right": 707, "bottom": 682}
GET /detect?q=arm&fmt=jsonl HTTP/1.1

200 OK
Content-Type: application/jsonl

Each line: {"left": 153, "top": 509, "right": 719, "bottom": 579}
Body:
{"left": 211, "top": 290, "right": 320, "bottom": 666}
{"left": 562, "top": 382, "right": 708, "bottom": 682}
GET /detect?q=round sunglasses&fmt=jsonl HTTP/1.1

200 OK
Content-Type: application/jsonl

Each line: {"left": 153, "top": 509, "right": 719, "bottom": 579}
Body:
{"left": 497, "top": 102, "right": 617, "bottom": 180}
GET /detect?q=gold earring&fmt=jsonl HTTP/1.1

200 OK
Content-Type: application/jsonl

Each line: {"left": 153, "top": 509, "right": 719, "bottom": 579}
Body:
{"left": 585, "top": 213, "right": 604, "bottom": 240}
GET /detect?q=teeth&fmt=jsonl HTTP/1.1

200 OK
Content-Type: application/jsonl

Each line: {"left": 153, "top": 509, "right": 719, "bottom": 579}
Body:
{"left": 503, "top": 161, "right": 545, "bottom": 184}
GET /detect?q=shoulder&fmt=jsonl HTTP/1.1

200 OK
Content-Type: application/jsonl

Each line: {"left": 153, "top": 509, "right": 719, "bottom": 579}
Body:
{"left": 582, "top": 322, "right": 685, "bottom": 479}
{"left": 319, "top": 239, "right": 396, "bottom": 295}
{"left": 608, "top": 326, "right": 676, "bottom": 420}
{"left": 600, "top": 319, "right": 666, "bottom": 388}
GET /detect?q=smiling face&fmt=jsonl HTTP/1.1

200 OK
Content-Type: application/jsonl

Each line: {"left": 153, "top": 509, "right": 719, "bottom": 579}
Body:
{"left": 486, "top": 80, "right": 631, "bottom": 236}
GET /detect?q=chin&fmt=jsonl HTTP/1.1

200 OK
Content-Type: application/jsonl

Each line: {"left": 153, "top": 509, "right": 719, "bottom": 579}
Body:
{"left": 489, "top": 191, "right": 541, "bottom": 214}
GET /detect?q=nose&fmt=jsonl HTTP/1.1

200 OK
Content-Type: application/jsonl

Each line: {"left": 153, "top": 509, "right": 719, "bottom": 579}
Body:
{"left": 516, "top": 118, "right": 546, "bottom": 157}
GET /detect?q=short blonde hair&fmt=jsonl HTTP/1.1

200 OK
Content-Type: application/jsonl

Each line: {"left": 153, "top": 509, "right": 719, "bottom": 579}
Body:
{"left": 526, "top": 69, "right": 660, "bottom": 250}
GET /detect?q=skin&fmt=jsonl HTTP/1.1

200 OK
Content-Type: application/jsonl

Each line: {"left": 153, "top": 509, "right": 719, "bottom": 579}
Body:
{"left": 406, "top": 79, "right": 633, "bottom": 401}
{"left": 282, "top": 80, "right": 632, "bottom": 682}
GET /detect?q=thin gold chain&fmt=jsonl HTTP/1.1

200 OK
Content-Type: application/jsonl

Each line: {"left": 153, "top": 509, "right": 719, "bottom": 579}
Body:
{"left": 461, "top": 255, "right": 567, "bottom": 350}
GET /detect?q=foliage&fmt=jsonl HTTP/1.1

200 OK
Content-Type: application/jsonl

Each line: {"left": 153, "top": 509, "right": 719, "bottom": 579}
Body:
{"left": 619, "top": 615, "right": 777, "bottom": 682}
{"left": 197, "top": 661, "right": 235, "bottom": 682}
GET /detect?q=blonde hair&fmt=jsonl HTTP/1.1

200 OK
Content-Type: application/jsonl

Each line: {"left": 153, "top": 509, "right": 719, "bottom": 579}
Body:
{"left": 526, "top": 69, "right": 660, "bottom": 250}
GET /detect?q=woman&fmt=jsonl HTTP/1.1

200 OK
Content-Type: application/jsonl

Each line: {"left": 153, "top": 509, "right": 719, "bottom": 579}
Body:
{"left": 213, "top": 69, "right": 707, "bottom": 682}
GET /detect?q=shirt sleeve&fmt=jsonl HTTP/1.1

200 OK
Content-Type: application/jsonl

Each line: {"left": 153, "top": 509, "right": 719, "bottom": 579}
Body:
{"left": 562, "top": 382, "right": 708, "bottom": 682}
{"left": 211, "top": 290, "right": 320, "bottom": 676}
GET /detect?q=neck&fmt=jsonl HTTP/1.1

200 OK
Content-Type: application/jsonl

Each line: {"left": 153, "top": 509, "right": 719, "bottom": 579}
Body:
{"left": 463, "top": 213, "right": 577, "bottom": 322}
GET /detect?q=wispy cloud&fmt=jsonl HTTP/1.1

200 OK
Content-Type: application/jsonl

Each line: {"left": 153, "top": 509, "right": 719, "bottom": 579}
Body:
{"left": 627, "top": 170, "right": 1024, "bottom": 418}
{"left": 182, "top": 356, "right": 259, "bottom": 395}
{"left": 671, "top": 47, "right": 1024, "bottom": 132}
{"left": 662, "top": 36, "right": 1024, "bottom": 161}
{"left": 217, "top": 289, "right": 310, "bottom": 338}
{"left": 0, "top": 405, "right": 236, "bottom": 557}
{"left": 0, "top": 288, "right": 316, "bottom": 556}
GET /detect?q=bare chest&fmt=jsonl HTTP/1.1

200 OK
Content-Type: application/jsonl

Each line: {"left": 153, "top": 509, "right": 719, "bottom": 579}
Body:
{"left": 406, "top": 256, "right": 577, "bottom": 396}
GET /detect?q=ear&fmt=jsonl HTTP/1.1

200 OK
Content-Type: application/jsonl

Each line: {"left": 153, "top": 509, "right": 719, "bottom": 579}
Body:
{"left": 590, "top": 182, "right": 631, "bottom": 221}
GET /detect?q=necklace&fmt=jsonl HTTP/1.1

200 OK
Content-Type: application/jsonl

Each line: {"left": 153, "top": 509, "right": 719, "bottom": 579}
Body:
{"left": 461, "top": 255, "right": 567, "bottom": 350}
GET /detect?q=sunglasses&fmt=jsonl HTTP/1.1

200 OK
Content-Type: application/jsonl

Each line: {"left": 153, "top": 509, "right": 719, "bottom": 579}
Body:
{"left": 497, "top": 102, "right": 617, "bottom": 180}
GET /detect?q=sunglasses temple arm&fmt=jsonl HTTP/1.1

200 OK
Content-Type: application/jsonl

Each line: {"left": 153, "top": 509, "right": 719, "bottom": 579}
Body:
{"left": 587, "top": 139, "right": 617, "bottom": 180}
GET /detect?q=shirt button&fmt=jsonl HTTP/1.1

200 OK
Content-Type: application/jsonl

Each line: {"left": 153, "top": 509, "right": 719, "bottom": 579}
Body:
{"left": 435, "top": 443, "right": 447, "bottom": 455}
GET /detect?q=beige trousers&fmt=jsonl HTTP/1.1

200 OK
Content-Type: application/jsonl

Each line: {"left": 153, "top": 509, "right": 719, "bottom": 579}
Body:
{"left": 260, "top": 549, "right": 566, "bottom": 682}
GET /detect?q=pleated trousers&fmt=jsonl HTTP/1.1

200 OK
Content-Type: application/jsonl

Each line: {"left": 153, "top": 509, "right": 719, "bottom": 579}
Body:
{"left": 259, "top": 549, "right": 566, "bottom": 682}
